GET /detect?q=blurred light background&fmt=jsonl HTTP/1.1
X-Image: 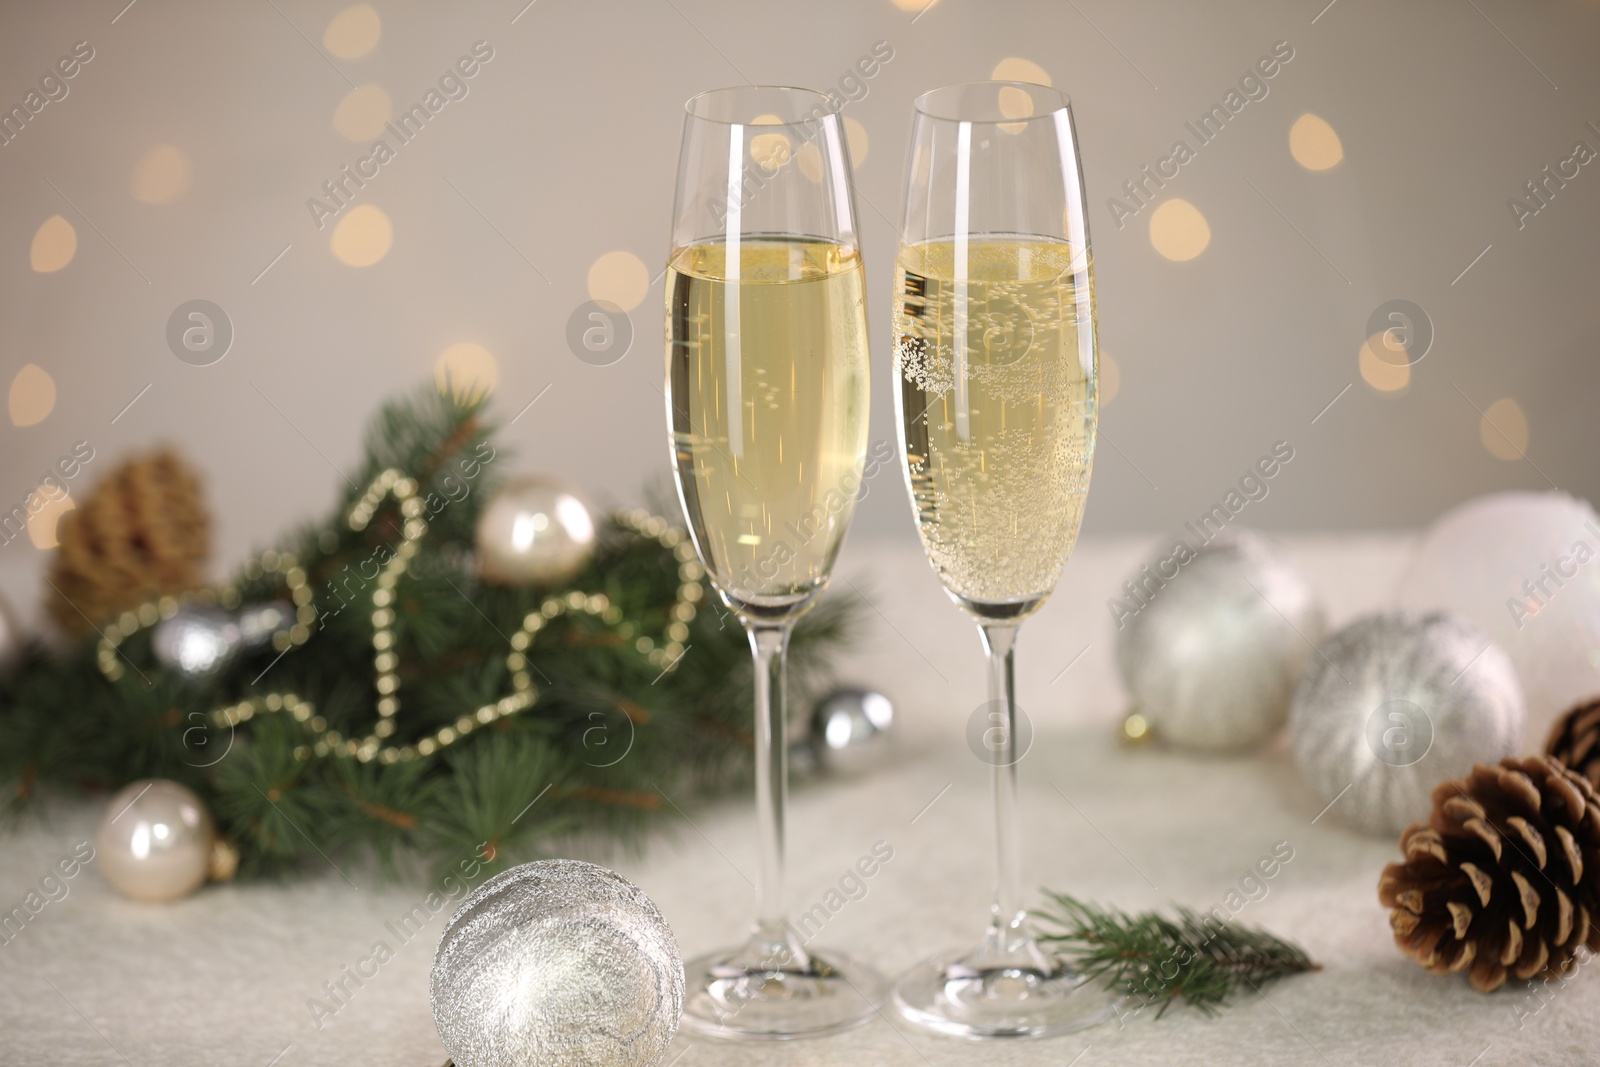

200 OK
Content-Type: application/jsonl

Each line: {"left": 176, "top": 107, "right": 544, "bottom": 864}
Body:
{"left": 2, "top": 0, "right": 1597, "bottom": 610}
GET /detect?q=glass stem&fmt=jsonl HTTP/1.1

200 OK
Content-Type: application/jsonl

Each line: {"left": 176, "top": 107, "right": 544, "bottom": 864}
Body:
{"left": 749, "top": 623, "right": 792, "bottom": 935}
{"left": 980, "top": 622, "right": 1026, "bottom": 946}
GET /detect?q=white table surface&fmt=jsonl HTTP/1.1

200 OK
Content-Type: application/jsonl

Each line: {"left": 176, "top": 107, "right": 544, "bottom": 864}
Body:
{"left": 4, "top": 532, "right": 1596, "bottom": 1066}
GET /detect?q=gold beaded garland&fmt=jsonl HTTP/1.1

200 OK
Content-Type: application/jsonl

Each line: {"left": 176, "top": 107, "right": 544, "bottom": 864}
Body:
{"left": 99, "top": 471, "right": 703, "bottom": 765}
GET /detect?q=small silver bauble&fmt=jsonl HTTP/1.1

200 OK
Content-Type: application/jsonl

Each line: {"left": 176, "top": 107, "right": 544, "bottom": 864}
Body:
{"left": 432, "top": 859, "right": 684, "bottom": 1067}
{"left": 1289, "top": 611, "right": 1524, "bottom": 836}
{"left": 96, "top": 779, "right": 216, "bottom": 902}
{"left": 808, "top": 687, "right": 894, "bottom": 775}
{"left": 1114, "top": 529, "right": 1325, "bottom": 751}
{"left": 477, "top": 476, "right": 598, "bottom": 587}
{"left": 151, "top": 606, "right": 241, "bottom": 678}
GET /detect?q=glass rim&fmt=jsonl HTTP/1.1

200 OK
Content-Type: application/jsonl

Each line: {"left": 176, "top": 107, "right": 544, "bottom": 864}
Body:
{"left": 913, "top": 80, "right": 1072, "bottom": 124}
{"left": 683, "top": 85, "right": 842, "bottom": 127}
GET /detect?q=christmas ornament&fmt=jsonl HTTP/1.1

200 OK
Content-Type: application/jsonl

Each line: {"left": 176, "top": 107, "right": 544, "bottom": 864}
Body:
{"left": 477, "top": 476, "right": 598, "bottom": 587}
{"left": 1378, "top": 756, "right": 1600, "bottom": 992}
{"left": 1114, "top": 529, "right": 1324, "bottom": 751}
{"left": 1290, "top": 612, "right": 1523, "bottom": 836}
{"left": 1396, "top": 490, "right": 1600, "bottom": 747}
{"left": 808, "top": 687, "right": 894, "bottom": 774}
{"left": 95, "top": 779, "right": 216, "bottom": 903}
{"left": 47, "top": 449, "right": 210, "bottom": 636}
{"left": 431, "top": 858, "right": 684, "bottom": 1067}
{"left": 1545, "top": 697, "right": 1600, "bottom": 788}
{"left": 0, "top": 590, "right": 22, "bottom": 680}
{"left": 236, "top": 600, "right": 296, "bottom": 649}
{"left": 151, "top": 606, "right": 240, "bottom": 678}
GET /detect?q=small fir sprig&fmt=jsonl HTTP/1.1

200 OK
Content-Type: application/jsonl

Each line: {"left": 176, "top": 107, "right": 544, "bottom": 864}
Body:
{"left": 1035, "top": 892, "right": 1318, "bottom": 1018}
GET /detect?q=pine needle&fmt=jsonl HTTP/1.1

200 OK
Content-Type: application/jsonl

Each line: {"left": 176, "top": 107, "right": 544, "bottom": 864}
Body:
{"left": 1034, "top": 892, "right": 1319, "bottom": 1018}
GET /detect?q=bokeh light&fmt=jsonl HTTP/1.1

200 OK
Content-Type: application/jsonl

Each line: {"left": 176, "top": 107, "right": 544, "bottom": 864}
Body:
{"left": 843, "top": 117, "right": 869, "bottom": 166}
{"left": 795, "top": 141, "right": 824, "bottom": 183}
{"left": 9, "top": 363, "right": 56, "bottom": 427}
{"left": 1358, "top": 334, "right": 1410, "bottom": 393}
{"left": 991, "top": 57, "right": 1051, "bottom": 86}
{"left": 324, "top": 4, "right": 381, "bottom": 60}
{"left": 1290, "top": 113, "right": 1344, "bottom": 171}
{"left": 889, "top": 0, "right": 938, "bottom": 11}
{"left": 28, "top": 492, "right": 74, "bottom": 550}
{"left": 330, "top": 204, "right": 393, "bottom": 266}
{"left": 30, "top": 215, "right": 76, "bottom": 273}
{"left": 1148, "top": 199, "right": 1211, "bottom": 261}
{"left": 334, "top": 84, "right": 391, "bottom": 141}
{"left": 1480, "top": 397, "right": 1529, "bottom": 460}
{"left": 748, "top": 115, "right": 792, "bottom": 173}
{"left": 1100, "top": 352, "right": 1120, "bottom": 406}
{"left": 435, "top": 343, "right": 498, "bottom": 400}
{"left": 587, "top": 250, "right": 650, "bottom": 311}
{"left": 130, "top": 145, "right": 193, "bottom": 205}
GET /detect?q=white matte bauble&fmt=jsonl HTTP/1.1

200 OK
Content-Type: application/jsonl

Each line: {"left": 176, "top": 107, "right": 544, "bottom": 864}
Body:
{"left": 1289, "top": 611, "right": 1524, "bottom": 836}
{"left": 431, "top": 859, "right": 684, "bottom": 1067}
{"left": 95, "top": 779, "right": 216, "bottom": 902}
{"left": 1114, "top": 529, "right": 1325, "bottom": 751}
{"left": 1396, "top": 491, "right": 1600, "bottom": 748}
{"left": 476, "top": 476, "right": 598, "bottom": 587}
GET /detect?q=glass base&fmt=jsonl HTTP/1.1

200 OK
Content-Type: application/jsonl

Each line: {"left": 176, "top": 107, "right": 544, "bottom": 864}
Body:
{"left": 680, "top": 925, "right": 888, "bottom": 1040}
{"left": 892, "top": 924, "right": 1113, "bottom": 1040}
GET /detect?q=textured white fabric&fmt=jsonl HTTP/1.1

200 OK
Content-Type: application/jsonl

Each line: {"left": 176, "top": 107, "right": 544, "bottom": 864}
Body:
{"left": 2, "top": 534, "right": 1594, "bottom": 1066}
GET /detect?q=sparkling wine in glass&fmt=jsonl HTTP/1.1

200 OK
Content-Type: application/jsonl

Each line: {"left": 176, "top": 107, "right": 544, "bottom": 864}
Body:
{"left": 664, "top": 85, "right": 884, "bottom": 1039}
{"left": 889, "top": 81, "right": 1110, "bottom": 1039}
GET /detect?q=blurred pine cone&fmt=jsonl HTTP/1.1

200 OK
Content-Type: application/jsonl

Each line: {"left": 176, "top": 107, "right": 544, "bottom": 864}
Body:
{"left": 1547, "top": 698, "right": 1600, "bottom": 789}
{"left": 1378, "top": 756, "right": 1600, "bottom": 992}
{"left": 46, "top": 449, "right": 210, "bottom": 635}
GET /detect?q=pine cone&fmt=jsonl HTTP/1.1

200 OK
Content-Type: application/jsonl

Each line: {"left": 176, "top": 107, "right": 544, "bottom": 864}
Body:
{"left": 1547, "top": 698, "right": 1600, "bottom": 789}
{"left": 46, "top": 449, "right": 210, "bottom": 635}
{"left": 1378, "top": 756, "right": 1600, "bottom": 992}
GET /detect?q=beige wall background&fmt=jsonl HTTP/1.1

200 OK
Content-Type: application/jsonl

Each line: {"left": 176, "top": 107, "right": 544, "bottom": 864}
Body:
{"left": 2, "top": 0, "right": 1597, "bottom": 609}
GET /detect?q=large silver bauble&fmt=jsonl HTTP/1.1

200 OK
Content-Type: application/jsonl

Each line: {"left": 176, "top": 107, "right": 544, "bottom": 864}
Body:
{"left": 809, "top": 688, "right": 894, "bottom": 775}
{"left": 1114, "top": 530, "right": 1325, "bottom": 751}
{"left": 1396, "top": 490, "right": 1600, "bottom": 749}
{"left": 95, "top": 779, "right": 216, "bottom": 902}
{"left": 151, "top": 606, "right": 242, "bottom": 678}
{"left": 431, "top": 859, "right": 684, "bottom": 1067}
{"left": 476, "top": 476, "right": 598, "bottom": 587}
{"left": 1289, "top": 611, "right": 1524, "bottom": 836}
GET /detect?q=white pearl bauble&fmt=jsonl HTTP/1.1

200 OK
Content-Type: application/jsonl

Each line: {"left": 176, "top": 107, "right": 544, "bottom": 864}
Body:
{"left": 96, "top": 779, "right": 216, "bottom": 903}
{"left": 476, "top": 476, "right": 598, "bottom": 587}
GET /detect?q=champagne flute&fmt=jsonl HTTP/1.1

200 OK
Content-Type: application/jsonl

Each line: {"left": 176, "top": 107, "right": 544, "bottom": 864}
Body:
{"left": 889, "top": 82, "right": 1110, "bottom": 1039}
{"left": 664, "top": 85, "right": 884, "bottom": 1039}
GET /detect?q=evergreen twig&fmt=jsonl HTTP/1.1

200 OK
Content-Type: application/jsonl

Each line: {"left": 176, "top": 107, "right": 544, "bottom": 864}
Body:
{"left": 1034, "top": 892, "right": 1319, "bottom": 1018}
{"left": 0, "top": 385, "right": 862, "bottom": 882}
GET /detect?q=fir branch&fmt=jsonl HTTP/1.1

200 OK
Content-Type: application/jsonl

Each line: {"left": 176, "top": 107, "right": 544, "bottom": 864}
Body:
{"left": 1035, "top": 892, "right": 1318, "bottom": 1018}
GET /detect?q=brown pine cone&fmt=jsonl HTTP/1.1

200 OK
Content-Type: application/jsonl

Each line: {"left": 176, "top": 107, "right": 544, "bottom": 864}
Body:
{"left": 46, "top": 449, "right": 210, "bottom": 635}
{"left": 1547, "top": 698, "right": 1600, "bottom": 789}
{"left": 1378, "top": 756, "right": 1600, "bottom": 992}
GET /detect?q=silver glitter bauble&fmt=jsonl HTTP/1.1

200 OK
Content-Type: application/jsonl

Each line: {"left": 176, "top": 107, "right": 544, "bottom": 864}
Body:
{"left": 1114, "top": 530, "right": 1325, "bottom": 751}
{"left": 151, "top": 606, "right": 241, "bottom": 678}
{"left": 431, "top": 859, "right": 684, "bottom": 1067}
{"left": 95, "top": 779, "right": 216, "bottom": 903}
{"left": 477, "top": 476, "right": 598, "bottom": 587}
{"left": 808, "top": 688, "right": 894, "bottom": 775}
{"left": 1396, "top": 490, "right": 1600, "bottom": 749}
{"left": 1289, "top": 611, "right": 1524, "bottom": 836}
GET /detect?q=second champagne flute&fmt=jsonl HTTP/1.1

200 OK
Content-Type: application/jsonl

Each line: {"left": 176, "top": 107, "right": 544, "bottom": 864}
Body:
{"left": 889, "top": 81, "right": 1110, "bottom": 1039}
{"left": 664, "top": 85, "right": 884, "bottom": 1039}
